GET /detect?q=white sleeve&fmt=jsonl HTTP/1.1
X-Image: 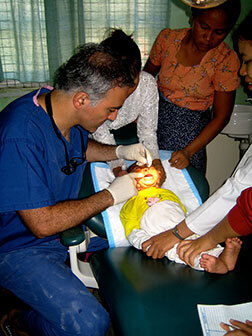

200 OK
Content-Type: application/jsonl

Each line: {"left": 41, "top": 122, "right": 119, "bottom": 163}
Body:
{"left": 186, "top": 145, "right": 252, "bottom": 235}
{"left": 136, "top": 71, "right": 160, "bottom": 160}
{"left": 127, "top": 229, "right": 152, "bottom": 250}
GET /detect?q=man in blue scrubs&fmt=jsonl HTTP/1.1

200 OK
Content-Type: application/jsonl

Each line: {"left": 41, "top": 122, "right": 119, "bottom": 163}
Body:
{"left": 0, "top": 43, "right": 151, "bottom": 336}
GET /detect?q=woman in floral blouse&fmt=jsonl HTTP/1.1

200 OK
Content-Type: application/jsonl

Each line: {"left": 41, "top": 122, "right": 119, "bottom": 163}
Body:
{"left": 144, "top": 0, "right": 240, "bottom": 174}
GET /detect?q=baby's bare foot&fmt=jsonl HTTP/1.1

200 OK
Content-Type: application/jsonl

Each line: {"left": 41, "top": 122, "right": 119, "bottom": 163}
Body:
{"left": 225, "top": 237, "right": 242, "bottom": 250}
{"left": 200, "top": 238, "right": 242, "bottom": 274}
{"left": 220, "top": 238, "right": 242, "bottom": 271}
{"left": 200, "top": 254, "right": 228, "bottom": 274}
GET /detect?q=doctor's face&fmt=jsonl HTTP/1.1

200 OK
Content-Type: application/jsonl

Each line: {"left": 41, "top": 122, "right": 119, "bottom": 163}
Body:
{"left": 238, "top": 38, "right": 252, "bottom": 91}
{"left": 80, "top": 85, "right": 131, "bottom": 133}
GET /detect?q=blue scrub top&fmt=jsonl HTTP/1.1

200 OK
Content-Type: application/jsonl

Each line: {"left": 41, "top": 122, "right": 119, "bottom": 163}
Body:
{"left": 0, "top": 88, "right": 89, "bottom": 253}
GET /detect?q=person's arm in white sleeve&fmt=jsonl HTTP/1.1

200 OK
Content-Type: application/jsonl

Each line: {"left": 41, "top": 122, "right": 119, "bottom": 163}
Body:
{"left": 142, "top": 145, "right": 252, "bottom": 259}
{"left": 136, "top": 72, "right": 159, "bottom": 160}
{"left": 136, "top": 72, "right": 166, "bottom": 186}
{"left": 186, "top": 145, "right": 252, "bottom": 236}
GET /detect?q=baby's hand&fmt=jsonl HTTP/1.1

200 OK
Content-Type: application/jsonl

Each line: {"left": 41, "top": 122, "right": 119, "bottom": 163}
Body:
{"left": 147, "top": 197, "right": 160, "bottom": 207}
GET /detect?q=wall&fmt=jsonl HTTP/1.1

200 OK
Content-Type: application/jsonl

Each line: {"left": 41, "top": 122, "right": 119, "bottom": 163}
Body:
{"left": 0, "top": 88, "right": 34, "bottom": 111}
{"left": 168, "top": 0, "right": 252, "bottom": 194}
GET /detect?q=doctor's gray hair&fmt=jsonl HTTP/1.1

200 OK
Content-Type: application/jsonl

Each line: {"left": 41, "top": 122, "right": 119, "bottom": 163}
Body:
{"left": 53, "top": 43, "right": 135, "bottom": 106}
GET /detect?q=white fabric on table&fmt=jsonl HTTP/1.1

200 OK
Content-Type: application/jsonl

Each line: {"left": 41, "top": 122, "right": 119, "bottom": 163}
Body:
{"left": 91, "top": 150, "right": 202, "bottom": 248}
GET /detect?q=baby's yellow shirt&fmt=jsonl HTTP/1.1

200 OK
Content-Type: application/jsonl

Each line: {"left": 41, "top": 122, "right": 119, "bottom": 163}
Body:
{"left": 120, "top": 187, "right": 186, "bottom": 237}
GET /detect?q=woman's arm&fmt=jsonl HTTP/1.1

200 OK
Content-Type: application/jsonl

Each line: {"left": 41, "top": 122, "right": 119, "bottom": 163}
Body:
{"left": 136, "top": 72, "right": 166, "bottom": 186}
{"left": 178, "top": 187, "right": 252, "bottom": 266}
{"left": 170, "top": 90, "right": 236, "bottom": 170}
{"left": 143, "top": 58, "right": 161, "bottom": 78}
{"left": 177, "top": 215, "right": 239, "bottom": 266}
{"left": 136, "top": 72, "right": 159, "bottom": 159}
{"left": 142, "top": 175, "right": 252, "bottom": 260}
{"left": 142, "top": 185, "right": 252, "bottom": 261}
{"left": 142, "top": 218, "right": 194, "bottom": 259}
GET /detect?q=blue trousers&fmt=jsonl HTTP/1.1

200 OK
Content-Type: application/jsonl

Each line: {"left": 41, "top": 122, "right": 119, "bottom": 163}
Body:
{"left": 0, "top": 239, "right": 110, "bottom": 336}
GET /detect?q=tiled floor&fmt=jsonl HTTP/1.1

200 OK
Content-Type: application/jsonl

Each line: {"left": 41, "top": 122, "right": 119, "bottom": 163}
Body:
{"left": 0, "top": 287, "right": 27, "bottom": 316}
{"left": 0, "top": 287, "right": 29, "bottom": 335}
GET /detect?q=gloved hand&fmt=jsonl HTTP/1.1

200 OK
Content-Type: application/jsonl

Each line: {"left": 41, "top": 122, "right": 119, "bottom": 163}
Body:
{"left": 106, "top": 172, "right": 143, "bottom": 205}
{"left": 116, "top": 144, "right": 152, "bottom": 167}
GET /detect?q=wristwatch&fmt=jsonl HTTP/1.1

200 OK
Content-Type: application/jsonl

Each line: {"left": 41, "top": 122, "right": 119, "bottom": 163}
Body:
{"left": 171, "top": 225, "right": 185, "bottom": 240}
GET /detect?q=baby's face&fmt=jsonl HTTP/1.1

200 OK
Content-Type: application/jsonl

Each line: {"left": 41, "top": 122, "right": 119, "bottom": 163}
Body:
{"left": 128, "top": 163, "right": 159, "bottom": 190}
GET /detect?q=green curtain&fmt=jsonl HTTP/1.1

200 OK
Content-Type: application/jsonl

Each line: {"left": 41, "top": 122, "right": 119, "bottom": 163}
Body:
{"left": 0, "top": 57, "right": 3, "bottom": 81}
{"left": 0, "top": 0, "right": 49, "bottom": 82}
{"left": 44, "top": 0, "right": 86, "bottom": 81}
{"left": 0, "top": 0, "right": 170, "bottom": 83}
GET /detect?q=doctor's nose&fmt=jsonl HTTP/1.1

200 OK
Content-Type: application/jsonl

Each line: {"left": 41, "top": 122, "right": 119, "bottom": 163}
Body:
{"left": 108, "top": 110, "right": 118, "bottom": 121}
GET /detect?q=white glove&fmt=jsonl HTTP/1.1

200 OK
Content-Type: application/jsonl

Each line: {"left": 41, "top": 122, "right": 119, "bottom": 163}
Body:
{"left": 106, "top": 172, "right": 143, "bottom": 205}
{"left": 116, "top": 143, "right": 152, "bottom": 167}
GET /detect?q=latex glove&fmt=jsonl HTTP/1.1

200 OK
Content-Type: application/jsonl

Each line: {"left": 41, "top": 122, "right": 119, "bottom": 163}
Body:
{"left": 106, "top": 172, "right": 143, "bottom": 205}
{"left": 116, "top": 144, "right": 152, "bottom": 167}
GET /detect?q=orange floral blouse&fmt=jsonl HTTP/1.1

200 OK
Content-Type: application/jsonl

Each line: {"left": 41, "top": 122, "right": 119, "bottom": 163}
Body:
{"left": 149, "top": 28, "right": 240, "bottom": 111}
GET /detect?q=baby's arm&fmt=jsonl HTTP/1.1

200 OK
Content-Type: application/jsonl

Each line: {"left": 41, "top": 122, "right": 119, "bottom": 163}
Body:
{"left": 128, "top": 229, "right": 152, "bottom": 250}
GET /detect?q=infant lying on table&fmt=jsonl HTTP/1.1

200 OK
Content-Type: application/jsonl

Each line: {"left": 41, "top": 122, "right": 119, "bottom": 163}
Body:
{"left": 120, "top": 164, "right": 242, "bottom": 274}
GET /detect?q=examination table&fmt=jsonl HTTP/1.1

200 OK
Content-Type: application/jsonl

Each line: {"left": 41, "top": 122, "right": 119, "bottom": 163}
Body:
{"left": 61, "top": 161, "right": 252, "bottom": 336}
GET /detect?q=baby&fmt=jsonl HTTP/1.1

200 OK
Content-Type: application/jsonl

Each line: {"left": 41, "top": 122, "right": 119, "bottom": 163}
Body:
{"left": 121, "top": 164, "right": 242, "bottom": 273}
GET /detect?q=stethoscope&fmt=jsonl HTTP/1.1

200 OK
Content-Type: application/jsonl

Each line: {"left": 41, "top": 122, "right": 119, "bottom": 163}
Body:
{"left": 45, "top": 90, "right": 86, "bottom": 175}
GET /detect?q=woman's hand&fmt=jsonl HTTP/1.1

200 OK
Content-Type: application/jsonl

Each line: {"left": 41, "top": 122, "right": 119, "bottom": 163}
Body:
{"left": 152, "top": 159, "right": 166, "bottom": 187}
{"left": 169, "top": 149, "right": 190, "bottom": 170}
{"left": 177, "top": 235, "right": 216, "bottom": 267}
{"left": 142, "top": 229, "right": 180, "bottom": 259}
{"left": 220, "top": 319, "right": 252, "bottom": 335}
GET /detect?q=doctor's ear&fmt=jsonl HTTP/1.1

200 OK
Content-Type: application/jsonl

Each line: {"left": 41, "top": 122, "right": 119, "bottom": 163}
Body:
{"left": 73, "top": 91, "right": 89, "bottom": 109}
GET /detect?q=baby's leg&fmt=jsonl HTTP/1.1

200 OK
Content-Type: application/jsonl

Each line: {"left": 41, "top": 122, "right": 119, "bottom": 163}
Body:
{"left": 200, "top": 238, "right": 242, "bottom": 274}
{"left": 218, "top": 238, "right": 242, "bottom": 271}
